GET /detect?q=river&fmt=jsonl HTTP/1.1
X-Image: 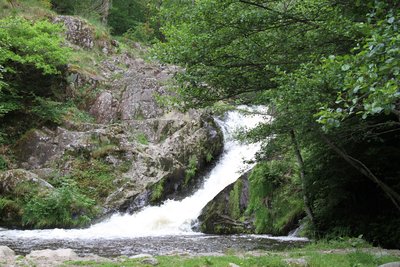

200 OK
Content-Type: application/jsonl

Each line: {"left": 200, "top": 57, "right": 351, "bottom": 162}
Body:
{"left": 0, "top": 106, "right": 307, "bottom": 256}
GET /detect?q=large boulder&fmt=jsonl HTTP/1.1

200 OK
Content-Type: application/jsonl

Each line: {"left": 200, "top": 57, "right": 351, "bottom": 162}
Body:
{"left": 53, "top": 15, "right": 95, "bottom": 49}
{"left": 198, "top": 162, "right": 305, "bottom": 235}
{"left": 0, "top": 246, "right": 15, "bottom": 266}
{"left": 197, "top": 172, "right": 253, "bottom": 234}
{"left": 0, "top": 169, "right": 53, "bottom": 194}
{"left": 105, "top": 110, "right": 223, "bottom": 212}
{"left": 23, "top": 248, "right": 106, "bottom": 267}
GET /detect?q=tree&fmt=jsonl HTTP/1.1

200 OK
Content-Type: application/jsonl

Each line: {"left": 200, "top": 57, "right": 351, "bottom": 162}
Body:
{"left": 0, "top": 17, "right": 70, "bottom": 141}
{"left": 108, "top": 0, "right": 148, "bottom": 35}
{"left": 154, "top": 0, "right": 363, "bottom": 107}
{"left": 154, "top": 0, "right": 400, "bottom": 247}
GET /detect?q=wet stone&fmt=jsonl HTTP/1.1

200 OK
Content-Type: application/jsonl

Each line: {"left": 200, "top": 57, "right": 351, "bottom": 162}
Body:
{"left": 141, "top": 256, "right": 159, "bottom": 265}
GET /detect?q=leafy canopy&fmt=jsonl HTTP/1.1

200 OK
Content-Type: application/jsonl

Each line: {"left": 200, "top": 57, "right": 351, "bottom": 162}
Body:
{"left": 0, "top": 16, "right": 69, "bottom": 122}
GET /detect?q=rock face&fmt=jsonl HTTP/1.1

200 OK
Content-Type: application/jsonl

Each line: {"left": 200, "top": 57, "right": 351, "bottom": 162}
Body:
{"left": 53, "top": 15, "right": 115, "bottom": 53}
{"left": 10, "top": 110, "right": 222, "bottom": 217}
{"left": 0, "top": 15, "right": 224, "bottom": 228}
{"left": 0, "top": 169, "right": 53, "bottom": 194}
{"left": 198, "top": 163, "right": 305, "bottom": 235}
{"left": 198, "top": 172, "right": 253, "bottom": 234}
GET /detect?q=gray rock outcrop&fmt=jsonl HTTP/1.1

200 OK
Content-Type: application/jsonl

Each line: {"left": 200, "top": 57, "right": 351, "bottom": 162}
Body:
{"left": 2, "top": 16, "right": 224, "bottom": 227}
{"left": 197, "top": 171, "right": 253, "bottom": 234}
{"left": 53, "top": 15, "right": 116, "bottom": 53}
{"left": 0, "top": 246, "right": 15, "bottom": 265}
{"left": 0, "top": 169, "right": 53, "bottom": 194}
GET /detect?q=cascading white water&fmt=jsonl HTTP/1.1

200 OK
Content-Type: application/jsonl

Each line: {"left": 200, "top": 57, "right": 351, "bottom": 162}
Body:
{"left": 0, "top": 106, "right": 270, "bottom": 239}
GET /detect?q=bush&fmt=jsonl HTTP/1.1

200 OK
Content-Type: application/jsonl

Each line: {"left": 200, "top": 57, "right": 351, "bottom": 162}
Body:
{"left": 22, "top": 181, "right": 96, "bottom": 228}
{"left": 123, "top": 23, "right": 156, "bottom": 44}
{"left": 0, "top": 16, "right": 70, "bottom": 139}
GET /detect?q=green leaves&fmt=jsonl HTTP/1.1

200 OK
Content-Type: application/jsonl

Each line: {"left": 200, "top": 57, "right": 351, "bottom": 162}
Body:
{"left": 0, "top": 16, "right": 70, "bottom": 127}
{"left": 0, "top": 17, "right": 69, "bottom": 75}
{"left": 316, "top": 11, "right": 400, "bottom": 129}
{"left": 22, "top": 181, "right": 97, "bottom": 229}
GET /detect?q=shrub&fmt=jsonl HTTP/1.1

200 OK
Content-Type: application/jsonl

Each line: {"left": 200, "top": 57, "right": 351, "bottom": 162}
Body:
{"left": 22, "top": 181, "right": 96, "bottom": 228}
{"left": 150, "top": 180, "right": 164, "bottom": 203}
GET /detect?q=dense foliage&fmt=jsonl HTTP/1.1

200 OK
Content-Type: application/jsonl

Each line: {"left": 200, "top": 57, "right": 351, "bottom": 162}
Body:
{"left": 0, "top": 1, "right": 108, "bottom": 228}
{"left": 0, "top": 16, "right": 70, "bottom": 143}
{"left": 152, "top": 0, "right": 400, "bottom": 248}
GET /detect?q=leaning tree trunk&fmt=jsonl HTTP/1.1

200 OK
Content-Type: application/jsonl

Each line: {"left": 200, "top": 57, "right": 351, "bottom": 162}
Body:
{"left": 290, "top": 129, "right": 315, "bottom": 225}
{"left": 321, "top": 134, "right": 400, "bottom": 213}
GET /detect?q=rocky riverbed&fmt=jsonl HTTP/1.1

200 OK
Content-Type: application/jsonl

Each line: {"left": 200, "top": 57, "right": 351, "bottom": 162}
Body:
{"left": 1, "top": 238, "right": 400, "bottom": 267}
{"left": 0, "top": 235, "right": 309, "bottom": 266}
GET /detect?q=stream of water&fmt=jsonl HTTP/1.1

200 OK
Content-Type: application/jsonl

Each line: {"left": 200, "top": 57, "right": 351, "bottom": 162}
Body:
{"left": 0, "top": 106, "right": 307, "bottom": 256}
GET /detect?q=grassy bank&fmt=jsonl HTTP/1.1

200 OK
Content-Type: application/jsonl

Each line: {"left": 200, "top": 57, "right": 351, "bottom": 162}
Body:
{"left": 63, "top": 240, "right": 400, "bottom": 267}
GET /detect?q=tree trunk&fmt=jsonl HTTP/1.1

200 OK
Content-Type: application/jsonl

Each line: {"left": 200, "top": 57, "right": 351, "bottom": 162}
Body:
{"left": 290, "top": 130, "right": 315, "bottom": 225}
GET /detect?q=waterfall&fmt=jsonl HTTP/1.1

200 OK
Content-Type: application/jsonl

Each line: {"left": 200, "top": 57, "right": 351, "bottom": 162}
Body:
{"left": 0, "top": 106, "right": 270, "bottom": 239}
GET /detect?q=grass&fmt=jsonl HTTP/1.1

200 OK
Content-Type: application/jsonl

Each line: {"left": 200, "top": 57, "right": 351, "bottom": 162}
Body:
{"left": 62, "top": 241, "right": 400, "bottom": 267}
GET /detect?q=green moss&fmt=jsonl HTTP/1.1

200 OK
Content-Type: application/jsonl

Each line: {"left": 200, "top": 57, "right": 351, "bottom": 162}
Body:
{"left": 136, "top": 132, "right": 149, "bottom": 145}
{"left": 118, "top": 160, "right": 132, "bottom": 173}
{"left": 205, "top": 151, "right": 213, "bottom": 163}
{"left": 67, "top": 158, "right": 116, "bottom": 201}
{"left": 62, "top": 104, "right": 95, "bottom": 123}
{"left": 247, "top": 159, "right": 303, "bottom": 235}
{"left": 229, "top": 179, "right": 243, "bottom": 220}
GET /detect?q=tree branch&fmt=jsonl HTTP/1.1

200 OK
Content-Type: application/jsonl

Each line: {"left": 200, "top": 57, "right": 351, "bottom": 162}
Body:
{"left": 321, "top": 134, "right": 400, "bottom": 213}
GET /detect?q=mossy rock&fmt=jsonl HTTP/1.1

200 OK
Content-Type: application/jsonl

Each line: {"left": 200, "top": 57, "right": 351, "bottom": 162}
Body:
{"left": 0, "top": 169, "right": 54, "bottom": 228}
{"left": 198, "top": 172, "right": 253, "bottom": 234}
